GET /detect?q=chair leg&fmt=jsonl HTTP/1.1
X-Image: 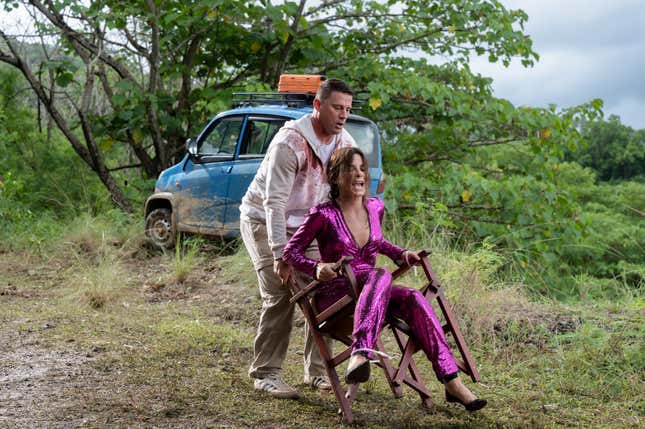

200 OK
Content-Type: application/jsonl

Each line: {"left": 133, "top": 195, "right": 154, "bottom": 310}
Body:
{"left": 419, "top": 257, "right": 481, "bottom": 383}
{"left": 304, "top": 316, "right": 354, "bottom": 424}
{"left": 405, "top": 358, "right": 434, "bottom": 410}
{"left": 345, "top": 382, "right": 360, "bottom": 403}
{"left": 435, "top": 290, "right": 481, "bottom": 382}
{"left": 374, "top": 338, "right": 403, "bottom": 398}
{"left": 330, "top": 370, "right": 353, "bottom": 424}
{"left": 390, "top": 326, "right": 434, "bottom": 410}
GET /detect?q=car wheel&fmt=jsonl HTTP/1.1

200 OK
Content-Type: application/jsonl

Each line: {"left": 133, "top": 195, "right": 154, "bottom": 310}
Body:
{"left": 145, "top": 208, "right": 176, "bottom": 249}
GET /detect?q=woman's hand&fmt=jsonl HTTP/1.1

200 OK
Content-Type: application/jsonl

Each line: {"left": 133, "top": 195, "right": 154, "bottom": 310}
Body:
{"left": 316, "top": 262, "right": 338, "bottom": 282}
{"left": 402, "top": 250, "right": 421, "bottom": 266}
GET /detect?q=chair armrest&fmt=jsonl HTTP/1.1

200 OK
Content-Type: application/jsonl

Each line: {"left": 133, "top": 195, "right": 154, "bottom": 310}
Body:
{"left": 391, "top": 248, "right": 432, "bottom": 280}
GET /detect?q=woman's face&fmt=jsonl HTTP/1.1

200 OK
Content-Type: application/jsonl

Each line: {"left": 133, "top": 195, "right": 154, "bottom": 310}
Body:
{"left": 338, "top": 153, "right": 367, "bottom": 199}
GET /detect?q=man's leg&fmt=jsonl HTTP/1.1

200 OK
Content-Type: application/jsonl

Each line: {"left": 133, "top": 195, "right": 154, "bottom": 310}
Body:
{"left": 241, "top": 219, "right": 299, "bottom": 398}
{"left": 249, "top": 265, "right": 295, "bottom": 378}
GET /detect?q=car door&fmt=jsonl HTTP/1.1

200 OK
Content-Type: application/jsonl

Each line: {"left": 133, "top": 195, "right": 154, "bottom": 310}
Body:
{"left": 221, "top": 115, "right": 288, "bottom": 235}
{"left": 176, "top": 115, "right": 244, "bottom": 233}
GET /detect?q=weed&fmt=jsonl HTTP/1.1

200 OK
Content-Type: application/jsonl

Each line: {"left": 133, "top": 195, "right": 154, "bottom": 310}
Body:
{"left": 167, "top": 236, "right": 204, "bottom": 284}
{"left": 67, "top": 251, "right": 129, "bottom": 309}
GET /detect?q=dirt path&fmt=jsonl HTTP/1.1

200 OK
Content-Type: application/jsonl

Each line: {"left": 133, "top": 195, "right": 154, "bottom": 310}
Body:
{"left": 1, "top": 331, "right": 93, "bottom": 428}
{"left": 0, "top": 248, "right": 259, "bottom": 428}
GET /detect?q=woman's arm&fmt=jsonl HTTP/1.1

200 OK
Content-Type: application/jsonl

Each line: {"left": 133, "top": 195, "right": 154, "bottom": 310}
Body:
{"left": 371, "top": 198, "right": 420, "bottom": 265}
{"left": 379, "top": 237, "right": 407, "bottom": 262}
{"left": 282, "top": 206, "right": 326, "bottom": 278}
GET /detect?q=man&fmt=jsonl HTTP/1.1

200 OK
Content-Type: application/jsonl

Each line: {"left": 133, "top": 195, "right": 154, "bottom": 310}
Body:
{"left": 239, "top": 78, "right": 355, "bottom": 398}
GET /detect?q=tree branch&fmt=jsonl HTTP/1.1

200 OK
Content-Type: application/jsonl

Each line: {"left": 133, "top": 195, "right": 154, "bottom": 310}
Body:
{"left": 30, "top": 0, "right": 142, "bottom": 88}
{"left": 108, "top": 163, "right": 143, "bottom": 172}
{"left": 0, "top": 28, "right": 93, "bottom": 167}
{"left": 468, "top": 137, "right": 521, "bottom": 147}
{"left": 273, "top": 0, "right": 307, "bottom": 84}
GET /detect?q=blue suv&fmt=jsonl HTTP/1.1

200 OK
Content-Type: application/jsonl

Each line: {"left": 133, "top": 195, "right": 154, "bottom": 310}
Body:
{"left": 144, "top": 93, "right": 385, "bottom": 249}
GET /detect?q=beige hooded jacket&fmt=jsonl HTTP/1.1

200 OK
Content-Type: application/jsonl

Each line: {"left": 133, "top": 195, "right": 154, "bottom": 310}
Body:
{"left": 239, "top": 114, "right": 355, "bottom": 264}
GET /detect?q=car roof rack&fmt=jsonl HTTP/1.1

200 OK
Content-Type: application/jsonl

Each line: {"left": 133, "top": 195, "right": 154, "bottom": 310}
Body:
{"left": 232, "top": 91, "right": 366, "bottom": 110}
{"left": 232, "top": 92, "right": 315, "bottom": 108}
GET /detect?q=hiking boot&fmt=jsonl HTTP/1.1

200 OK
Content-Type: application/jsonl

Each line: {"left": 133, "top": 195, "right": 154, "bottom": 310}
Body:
{"left": 254, "top": 374, "right": 300, "bottom": 399}
{"left": 305, "top": 375, "right": 332, "bottom": 392}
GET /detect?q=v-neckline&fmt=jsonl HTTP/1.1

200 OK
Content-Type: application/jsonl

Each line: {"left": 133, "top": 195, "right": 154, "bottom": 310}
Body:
{"left": 335, "top": 200, "right": 371, "bottom": 250}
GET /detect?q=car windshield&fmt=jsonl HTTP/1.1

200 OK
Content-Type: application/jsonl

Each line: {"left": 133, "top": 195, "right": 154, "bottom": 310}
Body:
{"left": 344, "top": 120, "right": 379, "bottom": 168}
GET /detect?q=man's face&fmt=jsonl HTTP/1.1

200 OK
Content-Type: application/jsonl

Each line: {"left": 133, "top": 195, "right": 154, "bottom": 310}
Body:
{"left": 314, "top": 91, "right": 353, "bottom": 136}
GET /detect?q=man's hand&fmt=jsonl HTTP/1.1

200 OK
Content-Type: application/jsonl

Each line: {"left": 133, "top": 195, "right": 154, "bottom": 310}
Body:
{"left": 316, "top": 262, "right": 338, "bottom": 282}
{"left": 274, "top": 258, "right": 294, "bottom": 286}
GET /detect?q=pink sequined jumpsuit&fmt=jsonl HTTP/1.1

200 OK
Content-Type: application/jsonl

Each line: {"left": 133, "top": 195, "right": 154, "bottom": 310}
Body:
{"left": 283, "top": 197, "right": 459, "bottom": 380}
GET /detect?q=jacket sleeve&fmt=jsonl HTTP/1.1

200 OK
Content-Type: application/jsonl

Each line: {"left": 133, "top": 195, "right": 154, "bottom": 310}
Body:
{"left": 282, "top": 206, "right": 326, "bottom": 277}
{"left": 374, "top": 198, "right": 405, "bottom": 262}
{"left": 263, "top": 142, "right": 298, "bottom": 260}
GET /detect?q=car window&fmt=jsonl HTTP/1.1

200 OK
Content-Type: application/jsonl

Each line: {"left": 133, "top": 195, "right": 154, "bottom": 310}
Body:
{"left": 239, "top": 117, "right": 286, "bottom": 156}
{"left": 200, "top": 116, "right": 244, "bottom": 155}
{"left": 345, "top": 120, "right": 379, "bottom": 168}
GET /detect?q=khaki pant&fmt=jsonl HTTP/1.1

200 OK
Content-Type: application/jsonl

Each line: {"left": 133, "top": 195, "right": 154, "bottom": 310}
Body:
{"left": 241, "top": 217, "right": 330, "bottom": 379}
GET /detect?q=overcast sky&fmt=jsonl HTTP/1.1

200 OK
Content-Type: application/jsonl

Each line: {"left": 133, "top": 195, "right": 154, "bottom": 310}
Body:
{"left": 469, "top": 0, "right": 645, "bottom": 130}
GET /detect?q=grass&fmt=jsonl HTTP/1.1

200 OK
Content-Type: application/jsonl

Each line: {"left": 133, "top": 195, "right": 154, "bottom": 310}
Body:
{"left": 1, "top": 214, "right": 643, "bottom": 428}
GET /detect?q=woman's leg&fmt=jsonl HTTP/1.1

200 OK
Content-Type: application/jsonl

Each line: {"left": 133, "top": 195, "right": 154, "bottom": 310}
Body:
{"left": 369, "top": 284, "right": 485, "bottom": 409}
{"left": 351, "top": 268, "right": 393, "bottom": 353}
{"left": 387, "top": 285, "right": 459, "bottom": 380}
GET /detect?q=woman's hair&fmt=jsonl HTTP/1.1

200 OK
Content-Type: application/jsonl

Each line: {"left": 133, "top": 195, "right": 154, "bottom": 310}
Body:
{"left": 327, "top": 146, "right": 370, "bottom": 201}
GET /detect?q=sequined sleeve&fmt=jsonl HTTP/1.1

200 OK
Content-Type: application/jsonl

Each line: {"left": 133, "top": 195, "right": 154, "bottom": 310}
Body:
{"left": 371, "top": 198, "right": 405, "bottom": 261}
{"left": 282, "top": 205, "right": 326, "bottom": 277}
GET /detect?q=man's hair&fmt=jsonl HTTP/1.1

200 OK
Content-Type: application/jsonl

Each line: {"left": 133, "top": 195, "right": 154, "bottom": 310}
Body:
{"left": 316, "top": 78, "right": 354, "bottom": 101}
{"left": 327, "top": 147, "right": 370, "bottom": 202}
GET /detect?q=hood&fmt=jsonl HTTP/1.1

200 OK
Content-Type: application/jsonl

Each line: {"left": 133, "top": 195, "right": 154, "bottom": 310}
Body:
{"left": 283, "top": 114, "right": 350, "bottom": 162}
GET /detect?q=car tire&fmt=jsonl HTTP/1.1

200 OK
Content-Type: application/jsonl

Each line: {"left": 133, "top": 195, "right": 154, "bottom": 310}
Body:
{"left": 145, "top": 208, "right": 176, "bottom": 249}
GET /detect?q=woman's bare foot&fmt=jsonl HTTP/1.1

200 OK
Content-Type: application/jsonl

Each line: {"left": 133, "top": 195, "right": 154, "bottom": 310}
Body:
{"left": 445, "top": 377, "right": 477, "bottom": 402}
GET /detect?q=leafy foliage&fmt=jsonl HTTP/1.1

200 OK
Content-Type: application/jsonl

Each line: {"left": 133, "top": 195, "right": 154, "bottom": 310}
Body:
{"left": 561, "top": 166, "right": 645, "bottom": 290}
{"left": 0, "top": 67, "right": 102, "bottom": 210}
{"left": 566, "top": 115, "right": 645, "bottom": 182}
{"left": 0, "top": 0, "right": 546, "bottom": 209}
{"left": 2, "top": 1, "right": 639, "bottom": 298}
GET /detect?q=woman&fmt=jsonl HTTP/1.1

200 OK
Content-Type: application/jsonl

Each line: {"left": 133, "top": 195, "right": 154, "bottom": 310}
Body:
{"left": 282, "top": 147, "right": 486, "bottom": 411}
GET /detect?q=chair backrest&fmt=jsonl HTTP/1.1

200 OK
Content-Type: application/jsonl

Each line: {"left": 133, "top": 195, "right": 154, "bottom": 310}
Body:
{"left": 389, "top": 249, "right": 481, "bottom": 382}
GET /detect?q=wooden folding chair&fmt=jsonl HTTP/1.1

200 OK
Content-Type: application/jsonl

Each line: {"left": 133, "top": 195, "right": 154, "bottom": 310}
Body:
{"left": 288, "top": 249, "right": 480, "bottom": 424}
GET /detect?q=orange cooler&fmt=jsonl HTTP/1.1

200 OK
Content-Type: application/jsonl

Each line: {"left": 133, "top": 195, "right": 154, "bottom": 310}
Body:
{"left": 278, "top": 74, "right": 325, "bottom": 94}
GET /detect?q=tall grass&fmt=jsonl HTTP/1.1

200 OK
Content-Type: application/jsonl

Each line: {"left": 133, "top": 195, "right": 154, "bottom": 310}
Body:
{"left": 2, "top": 209, "right": 642, "bottom": 428}
{"left": 58, "top": 212, "right": 142, "bottom": 309}
{"left": 167, "top": 235, "right": 204, "bottom": 284}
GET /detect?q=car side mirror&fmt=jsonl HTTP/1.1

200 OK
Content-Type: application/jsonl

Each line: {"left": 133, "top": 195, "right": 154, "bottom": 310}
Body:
{"left": 186, "top": 138, "right": 198, "bottom": 158}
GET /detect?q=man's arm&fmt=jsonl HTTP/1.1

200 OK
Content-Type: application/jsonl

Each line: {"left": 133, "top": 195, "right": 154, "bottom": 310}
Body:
{"left": 263, "top": 142, "right": 298, "bottom": 261}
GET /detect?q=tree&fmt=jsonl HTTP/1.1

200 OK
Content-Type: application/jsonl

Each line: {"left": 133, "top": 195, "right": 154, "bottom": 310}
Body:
{"left": 0, "top": 0, "right": 600, "bottom": 253}
{"left": 568, "top": 115, "right": 645, "bottom": 182}
{"left": 0, "top": 0, "right": 549, "bottom": 211}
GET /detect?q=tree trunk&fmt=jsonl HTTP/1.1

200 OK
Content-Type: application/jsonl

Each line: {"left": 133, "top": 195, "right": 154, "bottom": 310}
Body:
{"left": 0, "top": 30, "right": 134, "bottom": 213}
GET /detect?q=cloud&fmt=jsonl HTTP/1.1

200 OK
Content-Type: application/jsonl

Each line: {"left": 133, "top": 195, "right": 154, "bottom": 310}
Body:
{"left": 470, "top": 0, "right": 645, "bottom": 129}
